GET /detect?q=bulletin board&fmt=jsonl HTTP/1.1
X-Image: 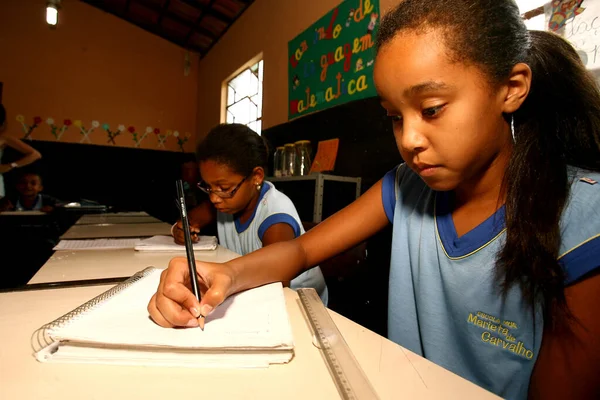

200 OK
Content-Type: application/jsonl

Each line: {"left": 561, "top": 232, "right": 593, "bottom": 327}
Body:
{"left": 287, "top": 0, "right": 380, "bottom": 120}
{"left": 549, "top": 0, "right": 600, "bottom": 70}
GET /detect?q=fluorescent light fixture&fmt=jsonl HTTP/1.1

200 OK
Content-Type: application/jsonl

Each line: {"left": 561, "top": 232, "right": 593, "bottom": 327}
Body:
{"left": 46, "top": 6, "right": 58, "bottom": 25}
{"left": 46, "top": 0, "right": 60, "bottom": 26}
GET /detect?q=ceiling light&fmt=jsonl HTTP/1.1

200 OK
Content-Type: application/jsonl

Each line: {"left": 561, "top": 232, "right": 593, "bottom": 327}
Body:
{"left": 46, "top": 0, "right": 61, "bottom": 26}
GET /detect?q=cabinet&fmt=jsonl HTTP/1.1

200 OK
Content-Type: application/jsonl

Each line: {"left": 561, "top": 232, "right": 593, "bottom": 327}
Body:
{"left": 267, "top": 173, "right": 361, "bottom": 223}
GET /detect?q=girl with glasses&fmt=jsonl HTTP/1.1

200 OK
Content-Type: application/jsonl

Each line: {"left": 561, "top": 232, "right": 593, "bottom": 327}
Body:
{"left": 171, "top": 123, "right": 328, "bottom": 304}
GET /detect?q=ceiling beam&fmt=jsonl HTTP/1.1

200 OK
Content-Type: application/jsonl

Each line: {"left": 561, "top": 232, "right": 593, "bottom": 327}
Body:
{"left": 178, "top": 0, "right": 234, "bottom": 23}
{"left": 156, "top": 0, "right": 171, "bottom": 25}
{"left": 184, "top": 0, "right": 217, "bottom": 46}
{"left": 196, "top": 0, "right": 254, "bottom": 58}
{"left": 138, "top": 0, "right": 218, "bottom": 40}
{"left": 82, "top": 0, "right": 255, "bottom": 59}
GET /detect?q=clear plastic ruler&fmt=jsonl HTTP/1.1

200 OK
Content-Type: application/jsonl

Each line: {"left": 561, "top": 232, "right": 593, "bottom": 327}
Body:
{"left": 297, "top": 288, "right": 380, "bottom": 400}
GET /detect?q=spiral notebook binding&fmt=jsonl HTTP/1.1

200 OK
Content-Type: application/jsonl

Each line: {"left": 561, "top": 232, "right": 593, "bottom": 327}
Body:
{"left": 31, "top": 267, "right": 157, "bottom": 352}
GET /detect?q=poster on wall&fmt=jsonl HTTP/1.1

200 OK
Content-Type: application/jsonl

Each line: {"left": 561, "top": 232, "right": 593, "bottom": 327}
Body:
{"left": 287, "top": 0, "right": 380, "bottom": 120}
{"left": 546, "top": 0, "right": 600, "bottom": 70}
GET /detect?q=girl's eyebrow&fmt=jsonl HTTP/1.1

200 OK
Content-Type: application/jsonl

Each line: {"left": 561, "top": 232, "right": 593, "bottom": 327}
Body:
{"left": 405, "top": 81, "right": 454, "bottom": 96}
{"left": 208, "top": 178, "right": 234, "bottom": 185}
{"left": 378, "top": 81, "right": 454, "bottom": 105}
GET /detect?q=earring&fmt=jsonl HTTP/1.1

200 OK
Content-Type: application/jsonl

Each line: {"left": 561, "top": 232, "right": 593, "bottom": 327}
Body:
{"left": 511, "top": 115, "right": 516, "bottom": 143}
{"left": 255, "top": 182, "right": 261, "bottom": 191}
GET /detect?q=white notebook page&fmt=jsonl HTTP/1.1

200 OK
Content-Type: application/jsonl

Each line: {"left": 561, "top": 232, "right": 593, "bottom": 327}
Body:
{"left": 50, "top": 268, "right": 293, "bottom": 350}
{"left": 134, "top": 235, "right": 218, "bottom": 251}
{"left": 53, "top": 238, "right": 141, "bottom": 251}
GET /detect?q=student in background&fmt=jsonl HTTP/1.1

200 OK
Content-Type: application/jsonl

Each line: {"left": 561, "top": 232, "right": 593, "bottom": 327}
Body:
{"left": 179, "top": 155, "right": 207, "bottom": 209}
{"left": 149, "top": 1, "right": 600, "bottom": 399}
{"left": 169, "top": 123, "right": 328, "bottom": 304}
{"left": 0, "top": 171, "right": 61, "bottom": 212}
{"left": 0, "top": 103, "right": 42, "bottom": 197}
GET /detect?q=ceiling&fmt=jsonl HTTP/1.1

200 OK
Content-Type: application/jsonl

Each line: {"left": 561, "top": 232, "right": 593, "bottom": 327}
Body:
{"left": 81, "top": 0, "right": 255, "bottom": 58}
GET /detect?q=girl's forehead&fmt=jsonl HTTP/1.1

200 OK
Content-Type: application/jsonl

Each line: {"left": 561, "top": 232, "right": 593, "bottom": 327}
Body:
{"left": 374, "top": 30, "right": 483, "bottom": 97}
{"left": 200, "top": 159, "right": 242, "bottom": 179}
{"left": 376, "top": 29, "right": 452, "bottom": 66}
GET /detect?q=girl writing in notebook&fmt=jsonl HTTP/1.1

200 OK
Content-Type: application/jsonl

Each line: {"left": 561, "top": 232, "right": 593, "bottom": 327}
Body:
{"left": 169, "top": 123, "right": 328, "bottom": 304}
{"left": 149, "top": 1, "right": 600, "bottom": 398}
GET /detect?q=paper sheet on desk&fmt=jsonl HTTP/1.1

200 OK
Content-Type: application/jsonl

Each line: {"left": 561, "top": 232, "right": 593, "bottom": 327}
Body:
{"left": 134, "top": 235, "right": 218, "bottom": 252}
{"left": 53, "top": 238, "right": 142, "bottom": 250}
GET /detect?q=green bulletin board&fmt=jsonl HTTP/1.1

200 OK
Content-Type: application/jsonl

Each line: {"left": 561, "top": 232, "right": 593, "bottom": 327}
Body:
{"left": 288, "top": 0, "right": 380, "bottom": 120}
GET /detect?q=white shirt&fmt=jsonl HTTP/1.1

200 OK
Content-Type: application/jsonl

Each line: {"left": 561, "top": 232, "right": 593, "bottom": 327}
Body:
{"left": 217, "top": 181, "right": 328, "bottom": 304}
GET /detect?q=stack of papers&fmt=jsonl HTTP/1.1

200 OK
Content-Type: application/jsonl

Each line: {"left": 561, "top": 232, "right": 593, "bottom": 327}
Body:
{"left": 134, "top": 235, "right": 218, "bottom": 252}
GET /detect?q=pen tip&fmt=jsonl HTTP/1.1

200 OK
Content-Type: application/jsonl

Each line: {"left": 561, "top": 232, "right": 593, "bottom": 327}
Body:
{"left": 198, "top": 316, "right": 205, "bottom": 331}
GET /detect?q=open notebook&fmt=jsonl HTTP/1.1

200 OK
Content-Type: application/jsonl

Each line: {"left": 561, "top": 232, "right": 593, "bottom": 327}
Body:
{"left": 33, "top": 267, "right": 294, "bottom": 368}
{"left": 134, "top": 235, "right": 218, "bottom": 252}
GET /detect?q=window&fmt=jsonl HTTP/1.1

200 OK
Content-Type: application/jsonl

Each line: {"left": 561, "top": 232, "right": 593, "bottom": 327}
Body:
{"left": 225, "top": 60, "right": 263, "bottom": 134}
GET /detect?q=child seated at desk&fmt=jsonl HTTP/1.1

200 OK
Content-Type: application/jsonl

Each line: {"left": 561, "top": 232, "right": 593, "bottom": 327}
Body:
{"left": 180, "top": 155, "right": 206, "bottom": 209}
{"left": 170, "top": 123, "right": 328, "bottom": 304}
{"left": 0, "top": 171, "right": 61, "bottom": 212}
{"left": 151, "top": 1, "right": 600, "bottom": 399}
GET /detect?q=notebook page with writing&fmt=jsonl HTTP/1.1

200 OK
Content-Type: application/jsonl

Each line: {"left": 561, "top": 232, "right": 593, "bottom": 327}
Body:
{"left": 76, "top": 212, "right": 158, "bottom": 225}
{"left": 45, "top": 268, "right": 293, "bottom": 350}
{"left": 53, "top": 238, "right": 141, "bottom": 251}
{"left": 134, "top": 235, "right": 218, "bottom": 252}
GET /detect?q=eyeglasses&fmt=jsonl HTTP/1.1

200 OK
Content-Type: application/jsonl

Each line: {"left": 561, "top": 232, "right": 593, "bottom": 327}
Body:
{"left": 197, "top": 175, "right": 249, "bottom": 199}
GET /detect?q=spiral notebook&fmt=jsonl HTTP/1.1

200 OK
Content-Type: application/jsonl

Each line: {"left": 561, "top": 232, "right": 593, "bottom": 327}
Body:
{"left": 32, "top": 267, "right": 294, "bottom": 368}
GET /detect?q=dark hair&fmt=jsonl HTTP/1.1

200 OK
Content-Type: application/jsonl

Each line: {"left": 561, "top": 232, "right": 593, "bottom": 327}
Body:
{"left": 17, "top": 170, "right": 42, "bottom": 183}
{"left": 196, "top": 123, "right": 269, "bottom": 176}
{"left": 377, "top": 0, "right": 600, "bottom": 327}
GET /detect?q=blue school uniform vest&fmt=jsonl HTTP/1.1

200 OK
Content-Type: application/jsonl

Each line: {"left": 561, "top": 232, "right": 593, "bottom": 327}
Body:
{"left": 381, "top": 164, "right": 600, "bottom": 399}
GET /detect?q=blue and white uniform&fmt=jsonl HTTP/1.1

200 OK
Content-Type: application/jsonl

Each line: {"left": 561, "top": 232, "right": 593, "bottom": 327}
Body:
{"left": 381, "top": 164, "right": 600, "bottom": 399}
{"left": 217, "top": 181, "right": 328, "bottom": 304}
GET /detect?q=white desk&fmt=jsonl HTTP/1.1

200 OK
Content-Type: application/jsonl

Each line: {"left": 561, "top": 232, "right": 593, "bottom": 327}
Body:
{"left": 0, "top": 211, "right": 46, "bottom": 216}
{"left": 60, "top": 222, "right": 172, "bottom": 239}
{"left": 8, "top": 245, "right": 499, "bottom": 399}
{"left": 0, "top": 283, "right": 498, "bottom": 400}
{"left": 75, "top": 212, "right": 162, "bottom": 225}
{"left": 29, "top": 246, "right": 239, "bottom": 284}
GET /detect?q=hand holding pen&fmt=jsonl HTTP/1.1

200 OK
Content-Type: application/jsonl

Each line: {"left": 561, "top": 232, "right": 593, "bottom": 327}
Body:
{"left": 175, "top": 179, "right": 205, "bottom": 330}
{"left": 171, "top": 220, "right": 201, "bottom": 245}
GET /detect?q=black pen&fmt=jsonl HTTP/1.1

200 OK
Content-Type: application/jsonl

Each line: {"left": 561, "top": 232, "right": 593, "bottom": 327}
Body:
{"left": 175, "top": 180, "right": 205, "bottom": 330}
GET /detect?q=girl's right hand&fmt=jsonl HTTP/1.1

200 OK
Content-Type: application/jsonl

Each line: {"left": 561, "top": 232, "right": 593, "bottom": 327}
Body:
{"left": 147, "top": 257, "right": 236, "bottom": 328}
{"left": 171, "top": 220, "right": 201, "bottom": 244}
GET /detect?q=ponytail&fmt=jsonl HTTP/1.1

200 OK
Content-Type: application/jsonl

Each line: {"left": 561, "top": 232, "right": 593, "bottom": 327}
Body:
{"left": 498, "top": 30, "right": 600, "bottom": 327}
